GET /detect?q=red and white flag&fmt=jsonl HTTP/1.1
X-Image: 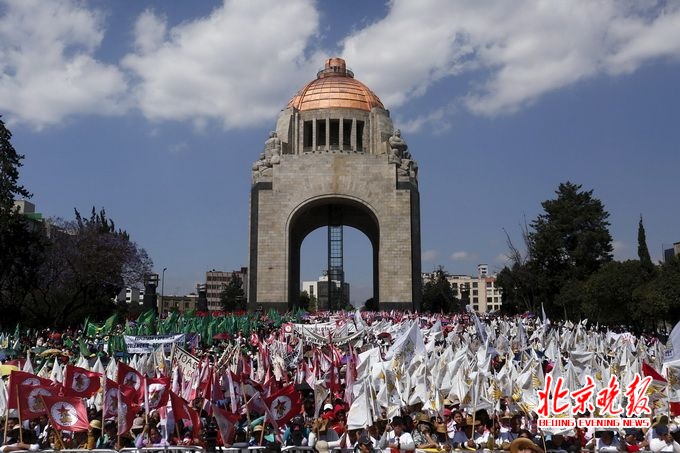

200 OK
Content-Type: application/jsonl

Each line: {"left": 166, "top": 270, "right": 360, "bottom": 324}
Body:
{"left": 170, "top": 391, "right": 201, "bottom": 438}
{"left": 8, "top": 370, "right": 56, "bottom": 410}
{"left": 144, "top": 376, "right": 171, "bottom": 411}
{"left": 212, "top": 403, "right": 240, "bottom": 445}
{"left": 117, "top": 361, "right": 143, "bottom": 399}
{"left": 42, "top": 394, "right": 90, "bottom": 432}
{"left": 102, "top": 379, "right": 139, "bottom": 435}
{"left": 63, "top": 365, "right": 101, "bottom": 398}
{"left": 264, "top": 384, "right": 302, "bottom": 426}
{"left": 18, "top": 384, "right": 59, "bottom": 420}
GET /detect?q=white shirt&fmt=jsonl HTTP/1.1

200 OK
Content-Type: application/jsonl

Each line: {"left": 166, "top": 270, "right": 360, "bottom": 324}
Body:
{"left": 378, "top": 431, "right": 416, "bottom": 453}
{"left": 650, "top": 437, "right": 680, "bottom": 453}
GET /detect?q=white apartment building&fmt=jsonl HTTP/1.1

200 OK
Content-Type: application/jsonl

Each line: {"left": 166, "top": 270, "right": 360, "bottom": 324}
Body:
{"left": 423, "top": 264, "right": 502, "bottom": 313}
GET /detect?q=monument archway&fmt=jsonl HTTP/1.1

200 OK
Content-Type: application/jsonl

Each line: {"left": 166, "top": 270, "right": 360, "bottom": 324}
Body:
{"left": 248, "top": 58, "right": 421, "bottom": 312}
{"left": 288, "top": 196, "right": 380, "bottom": 309}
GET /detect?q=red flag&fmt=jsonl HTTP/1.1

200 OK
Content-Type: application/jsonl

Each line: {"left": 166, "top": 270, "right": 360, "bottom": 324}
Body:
{"left": 144, "top": 376, "right": 171, "bottom": 411}
{"left": 103, "top": 379, "right": 139, "bottom": 435}
{"left": 8, "top": 370, "right": 56, "bottom": 410}
{"left": 63, "top": 365, "right": 101, "bottom": 397}
{"left": 264, "top": 384, "right": 302, "bottom": 425}
{"left": 642, "top": 362, "right": 667, "bottom": 384}
{"left": 42, "top": 394, "right": 90, "bottom": 432}
{"left": 18, "top": 384, "right": 60, "bottom": 420}
{"left": 170, "top": 391, "right": 201, "bottom": 438}
{"left": 117, "top": 361, "right": 143, "bottom": 398}
{"left": 212, "top": 403, "right": 240, "bottom": 445}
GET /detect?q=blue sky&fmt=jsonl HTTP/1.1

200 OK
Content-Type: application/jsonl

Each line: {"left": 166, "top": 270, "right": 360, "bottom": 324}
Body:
{"left": 2, "top": 0, "right": 679, "bottom": 304}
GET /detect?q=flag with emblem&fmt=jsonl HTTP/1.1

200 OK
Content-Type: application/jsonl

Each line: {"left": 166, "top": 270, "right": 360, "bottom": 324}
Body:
{"left": 102, "top": 378, "right": 139, "bottom": 435}
{"left": 144, "top": 376, "right": 171, "bottom": 411}
{"left": 42, "top": 394, "right": 90, "bottom": 432}
{"left": 18, "top": 384, "right": 59, "bottom": 420}
{"left": 265, "top": 383, "right": 301, "bottom": 425}
{"left": 63, "top": 365, "right": 101, "bottom": 398}
{"left": 8, "top": 370, "right": 56, "bottom": 410}
{"left": 170, "top": 391, "right": 201, "bottom": 438}
{"left": 117, "top": 361, "right": 143, "bottom": 399}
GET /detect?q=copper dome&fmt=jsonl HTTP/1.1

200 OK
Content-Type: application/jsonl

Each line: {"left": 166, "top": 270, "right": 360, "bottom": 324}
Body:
{"left": 286, "top": 58, "right": 384, "bottom": 112}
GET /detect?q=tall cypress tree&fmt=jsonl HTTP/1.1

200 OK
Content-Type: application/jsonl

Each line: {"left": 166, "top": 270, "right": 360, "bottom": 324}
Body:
{"left": 637, "top": 215, "right": 655, "bottom": 276}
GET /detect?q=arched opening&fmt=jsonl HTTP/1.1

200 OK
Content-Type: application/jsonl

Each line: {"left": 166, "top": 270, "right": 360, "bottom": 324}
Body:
{"left": 288, "top": 197, "right": 379, "bottom": 310}
{"left": 298, "top": 226, "right": 374, "bottom": 309}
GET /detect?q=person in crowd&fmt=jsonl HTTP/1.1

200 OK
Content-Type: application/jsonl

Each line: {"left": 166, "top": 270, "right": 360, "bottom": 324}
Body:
{"left": 649, "top": 424, "right": 680, "bottom": 453}
{"left": 309, "top": 417, "right": 345, "bottom": 453}
{"left": 135, "top": 424, "right": 169, "bottom": 448}
{"left": 586, "top": 430, "right": 624, "bottom": 452}
{"left": 412, "top": 413, "right": 439, "bottom": 450}
{"left": 510, "top": 438, "right": 544, "bottom": 453}
{"left": 378, "top": 416, "right": 415, "bottom": 453}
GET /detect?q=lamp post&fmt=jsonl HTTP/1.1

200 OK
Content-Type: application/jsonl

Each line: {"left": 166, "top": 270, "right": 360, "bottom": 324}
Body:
{"left": 161, "top": 267, "right": 167, "bottom": 315}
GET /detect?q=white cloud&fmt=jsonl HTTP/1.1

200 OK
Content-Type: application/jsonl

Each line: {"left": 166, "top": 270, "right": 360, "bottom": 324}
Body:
{"left": 0, "top": 0, "right": 127, "bottom": 128}
{"left": 422, "top": 249, "right": 439, "bottom": 262}
{"left": 122, "top": 0, "right": 323, "bottom": 128}
{"left": 494, "top": 253, "right": 510, "bottom": 264}
{"left": 451, "top": 251, "right": 477, "bottom": 261}
{"left": 341, "top": 0, "right": 680, "bottom": 118}
{"left": 612, "top": 240, "right": 628, "bottom": 259}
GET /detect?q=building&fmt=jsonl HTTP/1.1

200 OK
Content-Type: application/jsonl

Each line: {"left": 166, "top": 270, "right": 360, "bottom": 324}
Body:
{"left": 13, "top": 199, "right": 64, "bottom": 238}
{"left": 114, "top": 287, "right": 145, "bottom": 305}
{"left": 422, "top": 264, "right": 503, "bottom": 313}
{"left": 248, "top": 57, "right": 421, "bottom": 311}
{"left": 158, "top": 293, "right": 199, "bottom": 315}
{"left": 205, "top": 268, "right": 248, "bottom": 311}
{"left": 301, "top": 273, "right": 350, "bottom": 310}
{"left": 664, "top": 242, "right": 680, "bottom": 263}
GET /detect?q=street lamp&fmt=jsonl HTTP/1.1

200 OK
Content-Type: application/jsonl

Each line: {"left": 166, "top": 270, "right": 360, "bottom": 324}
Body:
{"left": 161, "top": 267, "right": 167, "bottom": 315}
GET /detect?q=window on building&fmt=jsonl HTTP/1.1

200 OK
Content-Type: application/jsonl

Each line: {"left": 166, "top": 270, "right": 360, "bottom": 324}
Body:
{"left": 343, "top": 119, "right": 352, "bottom": 148}
{"left": 317, "top": 119, "right": 326, "bottom": 147}
{"left": 303, "top": 121, "right": 313, "bottom": 149}
{"left": 487, "top": 297, "right": 492, "bottom": 303}
{"left": 472, "top": 289, "right": 478, "bottom": 296}
{"left": 329, "top": 119, "right": 340, "bottom": 149}
{"left": 473, "top": 297, "right": 478, "bottom": 303}
{"left": 356, "top": 121, "right": 364, "bottom": 151}
{"left": 473, "top": 304, "right": 479, "bottom": 311}
{"left": 486, "top": 281, "right": 493, "bottom": 288}
{"left": 472, "top": 282, "right": 478, "bottom": 288}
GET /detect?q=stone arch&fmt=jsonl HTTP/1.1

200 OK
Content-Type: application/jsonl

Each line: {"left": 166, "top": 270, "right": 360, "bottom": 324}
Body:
{"left": 286, "top": 195, "right": 380, "bottom": 310}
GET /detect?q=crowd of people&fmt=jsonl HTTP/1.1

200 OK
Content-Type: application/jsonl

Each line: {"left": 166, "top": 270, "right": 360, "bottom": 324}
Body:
{"left": 1, "top": 311, "right": 679, "bottom": 453}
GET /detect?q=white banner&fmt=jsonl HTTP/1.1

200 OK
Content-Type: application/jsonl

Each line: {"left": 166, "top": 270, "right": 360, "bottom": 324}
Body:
{"left": 123, "top": 334, "right": 185, "bottom": 354}
{"left": 170, "top": 344, "right": 200, "bottom": 384}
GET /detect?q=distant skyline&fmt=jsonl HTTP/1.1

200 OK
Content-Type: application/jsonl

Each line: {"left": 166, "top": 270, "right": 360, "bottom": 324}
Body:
{"left": 2, "top": 0, "right": 679, "bottom": 304}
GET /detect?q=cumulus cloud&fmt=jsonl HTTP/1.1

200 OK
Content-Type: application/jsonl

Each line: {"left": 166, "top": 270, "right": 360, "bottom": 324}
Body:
{"left": 0, "top": 0, "right": 127, "bottom": 128}
{"left": 122, "top": 0, "right": 322, "bottom": 128}
{"left": 341, "top": 0, "right": 680, "bottom": 117}
{"left": 451, "top": 251, "right": 477, "bottom": 261}
{"left": 422, "top": 249, "right": 439, "bottom": 262}
{"left": 612, "top": 240, "right": 628, "bottom": 259}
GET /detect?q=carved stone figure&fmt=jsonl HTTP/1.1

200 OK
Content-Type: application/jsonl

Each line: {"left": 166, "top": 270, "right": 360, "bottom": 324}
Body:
{"left": 389, "top": 129, "right": 417, "bottom": 178}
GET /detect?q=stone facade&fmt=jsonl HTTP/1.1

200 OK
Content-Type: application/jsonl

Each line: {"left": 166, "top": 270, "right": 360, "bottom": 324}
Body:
{"left": 248, "top": 58, "right": 421, "bottom": 312}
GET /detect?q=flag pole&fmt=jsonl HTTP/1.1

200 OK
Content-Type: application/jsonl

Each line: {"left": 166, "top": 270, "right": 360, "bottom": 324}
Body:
{"left": 17, "top": 389, "right": 23, "bottom": 443}
{"left": 259, "top": 413, "right": 267, "bottom": 445}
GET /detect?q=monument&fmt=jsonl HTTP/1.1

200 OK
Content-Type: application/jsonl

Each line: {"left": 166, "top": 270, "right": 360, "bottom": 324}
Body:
{"left": 248, "top": 58, "right": 421, "bottom": 311}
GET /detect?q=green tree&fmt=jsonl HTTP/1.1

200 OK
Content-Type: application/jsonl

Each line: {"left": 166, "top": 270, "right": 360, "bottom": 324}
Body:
{"left": 528, "top": 182, "right": 613, "bottom": 318}
{"left": 0, "top": 118, "right": 45, "bottom": 328}
{"left": 577, "top": 260, "right": 646, "bottom": 326}
{"left": 637, "top": 215, "right": 655, "bottom": 277}
{"left": 298, "top": 290, "right": 311, "bottom": 311}
{"left": 422, "top": 266, "right": 458, "bottom": 313}
{"left": 633, "top": 255, "right": 680, "bottom": 331}
{"left": 220, "top": 272, "right": 246, "bottom": 311}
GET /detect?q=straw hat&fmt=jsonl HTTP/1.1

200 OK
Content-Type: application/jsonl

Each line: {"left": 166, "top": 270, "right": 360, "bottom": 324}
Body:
{"left": 89, "top": 420, "right": 102, "bottom": 430}
{"left": 510, "top": 438, "right": 542, "bottom": 453}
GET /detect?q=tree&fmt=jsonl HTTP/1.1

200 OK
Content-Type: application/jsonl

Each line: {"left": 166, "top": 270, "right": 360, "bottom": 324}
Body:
{"left": 633, "top": 255, "right": 680, "bottom": 331}
{"left": 422, "top": 266, "right": 458, "bottom": 313}
{"left": 20, "top": 207, "right": 152, "bottom": 328}
{"left": 363, "top": 297, "right": 379, "bottom": 311}
{"left": 528, "top": 182, "right": 613, "bottom": 318}
{"left": 220, "top": 272, "right": 246, "bottom": 311}
{"left": 0, "top": 118, "right": 45, "bottom": 327}
{"left": 637, "top": 215, "right": 655, "bottom": 277}
{"left": 298, "top": 290, "right": 311, "bottom": 311}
